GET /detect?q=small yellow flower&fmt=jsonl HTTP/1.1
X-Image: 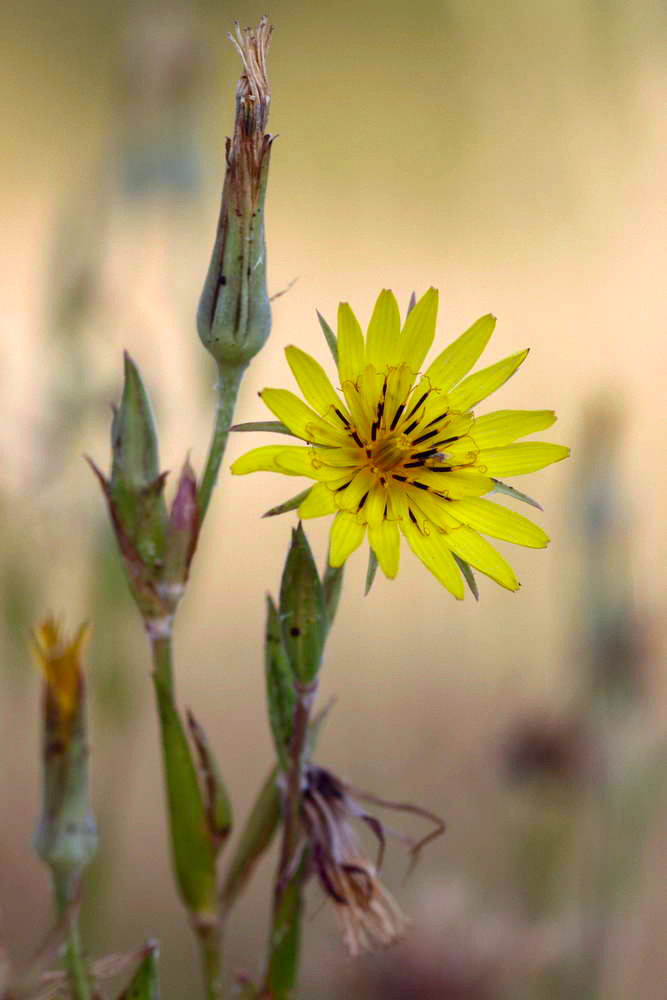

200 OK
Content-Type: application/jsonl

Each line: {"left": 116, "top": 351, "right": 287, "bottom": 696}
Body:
{"left": 31, "top": 616, "right": 89, "bottom": 738}
{"left": 232, "top": 290, "right": 569, "bottom": 596}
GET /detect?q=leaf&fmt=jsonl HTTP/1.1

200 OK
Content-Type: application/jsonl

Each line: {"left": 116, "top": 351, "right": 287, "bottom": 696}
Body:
{"left": 316, "top": 310, "right": 338, "bottom": 364}
{"left": 453, "top": 555, "right": 479, "bottom": 601}
{"left": 220, "top": 768, "right": 281, "bottom": 917}
{"left": 265, "top": 596, "right": 297, "bottom": 770}
{"left": 116, "top": 942, "right": 160, "bottom": 1000}
{"left": 364, "top": 549, "right": 379, "bottom": 596}
{"left": 152, "top": 674, "right": 217, "bottom": 918}
{"left": 230, "top": 420, "right": 294, "bottom": 436}
{"left": 490, "top": 478, "right": 543, "bottom": 511}
{"left": 262, "top": 489, "right": 311, "bottom": 518}
{"left": 186, "top": 711, "right": 233, "bottom": 855}
{"left": 322, "top": 562, "right": 344, "bottom": 630}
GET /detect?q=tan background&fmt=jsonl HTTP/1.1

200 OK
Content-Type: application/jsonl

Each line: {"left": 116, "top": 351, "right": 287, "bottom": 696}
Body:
{"left": 1, "top": 1, "right": 666, "bottom": 996}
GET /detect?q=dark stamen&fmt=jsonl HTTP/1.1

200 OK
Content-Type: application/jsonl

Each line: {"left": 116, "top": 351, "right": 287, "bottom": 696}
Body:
{"left": 438, "top": 435, "right": 460, "bottom": 446}
{"left": 427, "top": 466, "right": 453, "bottom": 473}
{"left": 425, "top": 410, "right": 448, "bottom": 428}
{"left": 376, "top": 400, "right": 385, "bottom": 421}
{"left": 351, "top": 431, "right": 363, "bottom": 447}
{"left": 336, "top": 480, "right": 353, "bottom": 492}
{"left": 405, "top": 391, "right": 429, "bottom": 421}
{"left": 408, "top": 509, "right": 418, "bottom": 524}
{"left": 389, "top": 403, "right": 405, "bottom": 430}
{"left": 393, "top": 474, "right": 407, "bottom": 482}
{"left": 413, "top": 447, "right": 440, "bottom": 459}
{"left": 413, "top": 481, "right": 429, "bottom": 491}
{"left": 371, "top": 421, "right": 379, "bottom": 441}
{"left": 412, "top": 428, "right": 438, "bottom": 445}
{"left": 383, "top": 503, "right": 388, "bottom": 518}
{"left": 357, "top": 491, "right": 368, "bottom": 511}
{"left": 403, "top": 460, "right": 426, "bottom": 468}
{"left": 403, "top": 419, "right": 419, "bottom": 436}
{"left": 335, "top": 408, "right": 350, "bottom": 428}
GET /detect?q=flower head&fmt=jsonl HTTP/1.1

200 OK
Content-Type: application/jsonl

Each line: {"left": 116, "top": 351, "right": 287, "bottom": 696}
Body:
{"left": 232, "top": 289, "right": 569, "bottom": 596}
{"left": 31, "top": 616, "right": 89, "bottom": 741}
{"left": 301, "top": 766, "right": 411, "bottom": 956}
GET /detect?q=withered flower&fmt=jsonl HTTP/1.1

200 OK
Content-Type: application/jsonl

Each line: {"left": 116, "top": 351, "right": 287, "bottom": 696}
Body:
{"left": 300, "top": 766, "right": 443, "bottom": 957}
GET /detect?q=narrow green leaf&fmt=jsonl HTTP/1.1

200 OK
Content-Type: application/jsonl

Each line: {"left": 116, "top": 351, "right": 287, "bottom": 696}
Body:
{"left": 304, "top": 699, "right": 335, "bottom": 759}
{"left": 265, "top": 596, "right": 297, "bottom": 770}
{"left": 263, "top": 851, "right": 309, "bottom": 1000}
{"left": 279, "top": 525, "right": 327, "bottom": 683}
{"left": 117, "top": 942, "right": 160, "bottom": 1000}
{"left": 322, "top": 562, "right": 344, "bottom": 630}
{"left": 364, "top": 549, "right": 379, "bottom": 596}
{"left": 316, "top": 310, "right": 338, "bottom": 364}
{"left": 186, "top": 711, "right": 233, "bottom": 856}
{"left": 490, "top": 478, "right": 543, "bottom": 511}
{"left": 152, "top": 674, "right": 217, "bottom": 918}
{"left": 230, "top": 420, "right": 294, "bottom": 436}
{"left": 453, "top": 554, "right": 479, "bottom": 601}
{"left": 262, "top": 489, "right": 311, "bottom": 519}
{"left": 220, "top": 768, "right": 281, "bottom": 916}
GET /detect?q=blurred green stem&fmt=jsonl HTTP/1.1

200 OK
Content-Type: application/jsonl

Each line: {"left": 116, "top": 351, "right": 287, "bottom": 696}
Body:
{"left": 54, "top": 873, "right": 91, "bottom": 1000}
{"left": 198, "top": 363, "right": 246, "bottom": 522}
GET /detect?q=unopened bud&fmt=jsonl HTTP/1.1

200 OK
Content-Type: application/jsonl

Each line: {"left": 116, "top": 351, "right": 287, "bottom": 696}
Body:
{"left": 197, "top": 17, "right": 274, "bottom": 369}
{"left": 89, "top": 354, "right": 168, "bottom": 622}
{"left": 279, "top": 525, "right": 327, "bottom": 684}
{"left": 32, "top": 617, "right": 97, "bottom": 899}
{"left": 162, "top": 458, "right": 200, "bottom": 597}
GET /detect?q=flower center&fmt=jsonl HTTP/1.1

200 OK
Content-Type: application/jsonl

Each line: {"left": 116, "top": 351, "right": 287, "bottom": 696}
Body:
{"left": 368, "top": 432, "right": 413, "bottom": 473}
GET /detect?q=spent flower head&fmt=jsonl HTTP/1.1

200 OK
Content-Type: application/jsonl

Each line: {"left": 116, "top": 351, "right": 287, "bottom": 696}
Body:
{"left": 300, "top": 765, "right": 443, "bottom": 957}
{"left": 232, "top": 289, "right": 569, "bottom": 596}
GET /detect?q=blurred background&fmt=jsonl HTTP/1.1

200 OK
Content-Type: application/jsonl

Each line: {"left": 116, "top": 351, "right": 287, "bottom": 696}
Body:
{"left": 1, "top": 0, "right": 667, "bottom": 996}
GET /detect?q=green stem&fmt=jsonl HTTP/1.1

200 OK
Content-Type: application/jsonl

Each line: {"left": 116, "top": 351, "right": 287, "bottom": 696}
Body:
{"left": 195, "top": 920, "right": 224, "bottom": 1000}
{"left": 54, "top": 873, "right": 91, "bottom": 1000}
{"left": 151, "top": 631, "right": 175, "bottom": 693}
{"left": 198, "top": 363, "right": 247, "bottom": 523}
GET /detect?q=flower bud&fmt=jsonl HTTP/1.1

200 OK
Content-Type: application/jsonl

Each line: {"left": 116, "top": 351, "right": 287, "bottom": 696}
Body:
{"left": 32, "top": 617, "right": 97, "bottom": 900}
{"left": 197, "top": 17, "right": 274, "bottom": 369}
{"left": 89, "top": 354, "right": 168, "bottom": 622}
{"left": 279, "top": 525, "right": 327, "bottom": 684}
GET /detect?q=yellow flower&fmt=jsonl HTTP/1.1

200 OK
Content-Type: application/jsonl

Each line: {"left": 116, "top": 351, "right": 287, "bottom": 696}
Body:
{"left": 231, "top": 289, "right": 569, "bottom": 596}
{"left": 31, "top": 616, "right": 89, "bottom": 738}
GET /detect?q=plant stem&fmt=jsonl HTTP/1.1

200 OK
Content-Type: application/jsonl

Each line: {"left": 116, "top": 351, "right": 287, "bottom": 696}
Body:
{"left": 151, "top": 631, "right": 174, "bottom": 693}
{"left": 275, "top": 682, "right": 317, "bottom": 901}
{"left": 198, "top": 363, "right": 247, "bottom": 523}
{"left": 54, "top": 873, "right": 91, "bottom": 1000}
{"left": 196, "top": 919, "right": 224, "bottom": 1000}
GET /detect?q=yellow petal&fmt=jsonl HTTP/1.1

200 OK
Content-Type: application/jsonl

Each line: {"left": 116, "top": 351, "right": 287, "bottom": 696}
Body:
{"left": 368, "top": 518, "right": 400, "bottom": 578}
{"left": 447, "top": 349, "right": 529, "bottom": 412}
{"left": 365, "top": 290, "right": 401, "bottom": 369}
{"left": 362, "top": 482, "right": 388, "bottom": 527}
{"left": 401, "top": 521, "right": 464, "bottom": 598}
{"left": 337, "top": 303, "right": 365, "bottom": 384}
{"left": 231, "top": 445, "right": 318, "bottom": 478}
{"left": 415, "top": 467, "right": 494, "bottom": 497}
{"left": 298, "top": 483, "right": 337, "bottom": 518}
{"left": 447, "top": 497, "right": 549, "bottom": 547}
{"left": 444, "top": 526, "right": 519, "bottom": 591}
{"left": 334, "top": 467, "right": 376, "bottom": 514}
{"left": 478, "top": 442, "right": 570, "bottom": 477}
{"left": 399, "top": 288, "right": 439, "bottom": 372}
{"left": 285, "top": 345, "right": 342, "bottom": 416}
{"left": 424, "top": 314, "right": 496, "bottom": 393}
{"left": 471, "top": 409, "right": 557, "bottom": 448}
{"left": 261, "top": 388, "right": 347, "bottom": 446}
{"left": 329, "top": 511, "right": 366, "bottom": 566}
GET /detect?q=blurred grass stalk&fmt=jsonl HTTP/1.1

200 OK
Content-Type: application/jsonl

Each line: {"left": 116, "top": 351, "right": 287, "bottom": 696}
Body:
{"left": 91, "top": 18, "right": 275, "bottom": 1000}
{"left": 503, "top": 400, "right": 653, "bottom": 1000}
